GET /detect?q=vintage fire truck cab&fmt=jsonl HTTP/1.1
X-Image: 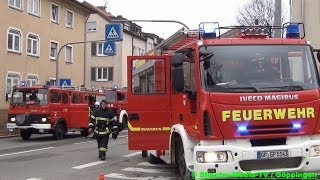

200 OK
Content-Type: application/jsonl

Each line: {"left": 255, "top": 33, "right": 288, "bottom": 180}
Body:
{"left": 105, "top": 88, "right": 128, "bottom": 130}
{"left": 126, "top": 22, "right": 320, "bottom": 179}
{"left": 7, "top": 85, "right": 106, "bottom": 140}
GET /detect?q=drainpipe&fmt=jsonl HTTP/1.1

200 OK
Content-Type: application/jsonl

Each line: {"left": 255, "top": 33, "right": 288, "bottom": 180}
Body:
{"left": 301, "top": 0, "right": 305, "bottom": 23}
{"left": 132, "top": 36, "right": 134, "bottom": 55}
{"left": 84, "top": 15, "right": 90, "bottom": 87}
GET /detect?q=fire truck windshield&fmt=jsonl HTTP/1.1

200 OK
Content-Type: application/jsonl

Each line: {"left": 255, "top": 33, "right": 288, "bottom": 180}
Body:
{"left": 199, "top": 45, "right": 319, "bottom": 93}
{"left": 11, "top": 88, "right": 48, "bottom": 106}
{"left": 106, "top": 90, "right": 116, "bottom": 102}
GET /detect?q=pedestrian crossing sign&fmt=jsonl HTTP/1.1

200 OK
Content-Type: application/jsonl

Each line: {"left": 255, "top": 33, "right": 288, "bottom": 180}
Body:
{"left": 103, "top": 42, "right": 116, "bottom": 56}
{"left": 105, "top": 23, "right": 123, "bottom": 41}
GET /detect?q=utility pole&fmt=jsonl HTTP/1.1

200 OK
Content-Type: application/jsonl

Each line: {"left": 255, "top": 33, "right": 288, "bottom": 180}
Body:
{"left": 274, "top": 0, "right": 282, "bottom": 37}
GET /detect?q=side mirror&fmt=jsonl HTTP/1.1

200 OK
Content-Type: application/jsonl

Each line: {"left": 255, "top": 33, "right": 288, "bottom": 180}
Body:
{"left": 171, "top": 53, "right": 185, "bottom": 67}
{"left": 172, "top": 66, "right": 184, "bottom": 92}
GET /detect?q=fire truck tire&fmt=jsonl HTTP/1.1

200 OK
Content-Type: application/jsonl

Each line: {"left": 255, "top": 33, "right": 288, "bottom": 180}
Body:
{"left": 176, "top": 138, "right": 192, "bottom": 180}
{"left": 80, "top": 128, "right": 89, "bottom": 137}
{"left": 20, "top": 129, "right": 31, "bottom": 140}
{"left": 53, "top": 123, "right": 65, "bottom": 140}
{"left": 148, "top": 153, "right": 162, "bottom": 164}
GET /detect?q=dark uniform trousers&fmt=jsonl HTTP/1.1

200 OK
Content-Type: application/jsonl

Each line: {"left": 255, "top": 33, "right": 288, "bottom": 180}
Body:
{"left": 89, "top": 108, "right": 117, "bottom": 159}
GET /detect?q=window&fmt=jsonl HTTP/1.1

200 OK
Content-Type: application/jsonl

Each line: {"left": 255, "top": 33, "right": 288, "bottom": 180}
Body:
{"left": 72, "top": 93, "right": 79, "bottom": 104}
{"left": 97, "top": 43, "right": 105, "bottom": 56}
{"left": 48, "top": 78, "right": 56, "bottom": 86}
{"left": 50, "top": 91, "right": 61, "bottom": 103}
{"left": 65, "top": 45, "right": 73, "bottom": 63}
{"left": 7, "top": 28, "right": 22, "bottom": 53}
{"left": 87, "top": 21, "right": 96, "bottom": 31}
{"left": 61, "top": 93, "right": 68, "bottom": 104}
{"left": 6, "top": 73, "right": 20, "bottom": 98}
{"left": 91, "top": 67, "right": 114, "bottom": 81}
{"left": 28, "top": 0, "right": 40, "bottom": 16}
{"left": 124, "top": 23, "right": 130, "bottom": 31}
{"left": 26, "top": 74, "right": 38, "bottom": 86}
{"left": 9, "top": 0, "right": 22, "bottom": 10}
{"left": 51, "top": 3, "right": 59, "bottom": 23}
{"left": 147, "top": 42, "right": 153, "bottom": 51}
{"left": 66, "top": 10, "right": 74, "bottom": 28}
{"left": 50, "top": 41, "right": 58, "bottom": 60}
{"left": 27, "top": 33, "right": 39, "bottom": 56}
{"left": 132, "top": 59, "right": 165, "bottom": 94}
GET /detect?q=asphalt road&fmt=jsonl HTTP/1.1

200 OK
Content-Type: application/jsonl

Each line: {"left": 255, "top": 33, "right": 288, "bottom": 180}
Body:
{"left": 0, "top": 130, "right": 179, "bottom": 180}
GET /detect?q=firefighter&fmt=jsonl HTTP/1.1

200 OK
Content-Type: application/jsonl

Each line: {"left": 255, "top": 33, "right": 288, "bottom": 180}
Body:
{"left": 88, "top": 100, "right": 119, "bottom": 160}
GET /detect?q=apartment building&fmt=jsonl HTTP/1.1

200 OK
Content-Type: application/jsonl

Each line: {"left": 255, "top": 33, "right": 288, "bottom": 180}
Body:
{"left": 0, "top": 0, "right": 95, "bottom": 126}
{"left": 291, "top": 0, "right": 320, "bottom": 48}
{"left": 83, "top": 4, "right": 163, "bottom": 90}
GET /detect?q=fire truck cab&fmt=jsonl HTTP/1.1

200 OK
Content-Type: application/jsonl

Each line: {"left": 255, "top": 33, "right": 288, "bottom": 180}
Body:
{"left": 6, "top": 85, "right": 106, "bottom": 140}
{"left": 126, "top": 22, "right": 320, "bottom": 179}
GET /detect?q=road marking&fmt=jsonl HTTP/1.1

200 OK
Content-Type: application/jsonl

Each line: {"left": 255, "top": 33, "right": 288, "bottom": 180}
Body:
{"left": 118, "top": 135, "right": 128, "bottom": 138}
{"left": 26, "top": 178, "right": 42, "bottom": 180}
{"left": 0, "top": 147, "right": 54, "bottom": 157}
{"left": 122, "top": 167, "right": 171, "bottom": 173}
{"left": 73, "top": 140, "right": 95, "bottom": 145}
{"left": 122, "top": 151, "right": 141, "bottom": 158}
{"left": 72, "top": 161, "right": 105, "bottom": 169}
{"left": 105, "top": 173, "right": 153, "bottom": 180}
{"left": 137, "top": 162, "right": 174, "bottom": 168}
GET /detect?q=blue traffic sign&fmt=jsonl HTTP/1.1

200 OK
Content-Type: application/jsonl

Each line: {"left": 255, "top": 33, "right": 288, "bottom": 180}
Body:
{"left": 59, "top": 79, "right": 71, "bottom": 87}
{"left": 103, "top": 42, "right": 116, "bottom": 56}
{"left": 105, "top": 23, "right": 123, "bottom": 41}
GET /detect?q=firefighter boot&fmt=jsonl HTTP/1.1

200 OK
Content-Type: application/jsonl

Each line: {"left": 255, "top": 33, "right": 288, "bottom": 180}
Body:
{"left": 99, "top": 148, "right": 107, "bottom": 160}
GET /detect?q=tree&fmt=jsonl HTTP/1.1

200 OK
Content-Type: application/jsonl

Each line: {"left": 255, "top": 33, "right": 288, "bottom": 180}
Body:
{"left": 236, "top": 0, "right": 284, "bottom": 26}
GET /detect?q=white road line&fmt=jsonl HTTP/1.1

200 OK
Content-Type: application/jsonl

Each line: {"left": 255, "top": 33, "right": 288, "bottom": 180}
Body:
{"left": 117, "top": 135, "right": 128, "bottom": 138}
{"left": 0, "top": 147, "right": 54, "bottom": 157}
{"left": 72, "top": 161, "right": 105, "bottom": 169}
{"left": 105, "top": 173, "right": 153, "bottom": 180}
{"left": 73, "top": 140, "right": 95, "bottom": 145}
{"left": 137, "top": 162, "right": 172, "bottom": 168}
{"left": 122, "top": 151, "right": 141, "bottom": 158}
{"left": 26, "top": 178, "right": 42, "bottom": 180}
{"left": 122, "top": 167, "right": 171, "bottom": 173}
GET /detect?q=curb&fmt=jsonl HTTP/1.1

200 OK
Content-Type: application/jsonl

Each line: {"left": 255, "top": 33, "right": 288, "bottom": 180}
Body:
{"left": 0, "top": 134, "right": 20, "bottom": 139}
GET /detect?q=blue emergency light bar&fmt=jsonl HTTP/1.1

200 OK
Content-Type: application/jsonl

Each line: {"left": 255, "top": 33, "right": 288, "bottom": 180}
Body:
{"left": 199, "top": 22, "right": 220, "bottom": 40}
{"left": 285, "top": 23, "right": 300, "bottom": 38}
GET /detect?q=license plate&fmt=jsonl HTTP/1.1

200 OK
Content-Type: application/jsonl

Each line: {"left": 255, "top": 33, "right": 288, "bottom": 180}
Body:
{"left": 257, "top": 150, "right": 289, "bottom": 159}
{"left": 7, "top": 124, "right": 15, "bottom": 129}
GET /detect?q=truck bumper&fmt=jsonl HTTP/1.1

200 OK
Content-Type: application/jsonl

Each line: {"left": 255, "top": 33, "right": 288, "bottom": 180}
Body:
{"left": 7, "top": 123, "right": 51, "bottom": 131}
{"left": 193, "top": 138, "right": 320, "bottom": 178}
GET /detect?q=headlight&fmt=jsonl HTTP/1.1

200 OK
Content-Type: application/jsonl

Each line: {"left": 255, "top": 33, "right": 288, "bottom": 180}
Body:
{"left": 41, "top": 118, "right": 47, "bottom": 122}
{"left": 10, "top": 118, "right": 16, "bottom": 122}
{"left": 196, "top": 151, "right": 228, "bottom": 163}
{"left": 311, "top": 145, "right": 320, "bottom": 156}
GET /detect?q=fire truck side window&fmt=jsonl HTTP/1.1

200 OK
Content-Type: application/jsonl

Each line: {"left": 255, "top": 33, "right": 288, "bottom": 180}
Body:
{"left": 61, "top": 93, "right": 68, "bottom": 104}
{"left": 183, "top": 55, "right": 196, "bottom": 92}
{"left": 50, "top": 92, "right": 61, "bottom": 103}
{"left": 132, "top": 59, "right": 166, "bottom": 94}
{"left": 72, "top": 93, "right": 79, "bottom": 104}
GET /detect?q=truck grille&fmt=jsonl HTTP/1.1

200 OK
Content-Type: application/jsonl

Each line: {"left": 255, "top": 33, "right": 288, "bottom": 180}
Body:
{"left": 244, "top": 123, "right": 302, "bottom": 135}
{"left": 239, "top": 157, "right": 302, "bottom": 171}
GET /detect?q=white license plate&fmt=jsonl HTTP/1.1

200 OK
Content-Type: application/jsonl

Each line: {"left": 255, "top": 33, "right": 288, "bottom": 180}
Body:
{"left": 257, "top": 150, "right": 289, "bottom": 159}
{"left": 7, "top": 124, "right": 15, "bottom": 129}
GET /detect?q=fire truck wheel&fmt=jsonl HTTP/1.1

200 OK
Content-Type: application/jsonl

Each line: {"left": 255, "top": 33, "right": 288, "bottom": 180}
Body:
{"left": 53, "top": 123, "right": 65, "bottom": 140}
{"left": 80, "top": 128, "right": 89, "bottom": 137}
{"left": 176, "top": 139, "right": 192, "bottom": 180}
{"left": 20, "top": 129, "right": 32, "bottom": 140}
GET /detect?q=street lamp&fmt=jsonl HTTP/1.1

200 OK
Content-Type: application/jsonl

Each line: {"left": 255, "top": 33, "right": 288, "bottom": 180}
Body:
{"left": 55, "top": 40, "right": 105, "bottom": 86}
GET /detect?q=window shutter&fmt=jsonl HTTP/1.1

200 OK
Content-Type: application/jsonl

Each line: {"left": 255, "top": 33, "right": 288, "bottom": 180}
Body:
{"left": 108, "top": 67, "right": 114, "bottom": 81}
{"left": 91, "top": 42, "right": 96, "bottom": 56}
{"left": 91, "top": 67, "right": 96, "bottom": 81}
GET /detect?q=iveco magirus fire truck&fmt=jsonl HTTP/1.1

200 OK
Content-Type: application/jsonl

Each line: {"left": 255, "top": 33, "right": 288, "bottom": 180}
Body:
{"left": 126, "top": 22, "right": 320, "bottom": 179}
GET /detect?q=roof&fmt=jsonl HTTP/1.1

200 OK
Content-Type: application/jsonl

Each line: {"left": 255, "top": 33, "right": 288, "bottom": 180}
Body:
{"left": 82, "top": 2, "right": 112, "bottom": 22}
{"left": 67, "top": 0, "right": 97, "bottom": 15}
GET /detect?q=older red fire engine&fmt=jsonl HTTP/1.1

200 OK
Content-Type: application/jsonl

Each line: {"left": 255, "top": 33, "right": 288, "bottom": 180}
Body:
{"left": 126, "top": 22, "right": 320, "bottom": 179}
{"left": 105, "top": 88, "right": 128, "bottom": 130}
{"left": 6, "top": 85, "right": 106, "bottom": 140}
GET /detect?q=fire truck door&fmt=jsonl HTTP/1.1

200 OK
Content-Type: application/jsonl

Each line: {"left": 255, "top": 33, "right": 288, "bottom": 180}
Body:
{"left": 127, "top": 55, "right": 171, "bottom": 150}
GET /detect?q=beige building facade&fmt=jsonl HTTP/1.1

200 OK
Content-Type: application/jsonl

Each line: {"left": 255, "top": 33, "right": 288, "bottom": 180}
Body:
{"left": 0, "top": 0, "right": 95, "bottom": 123}
{"left": 292, "top": 0, "right": 320, "bottom": 49}
{"left": 84, "top": 5, "right": 161, "bottom": 90}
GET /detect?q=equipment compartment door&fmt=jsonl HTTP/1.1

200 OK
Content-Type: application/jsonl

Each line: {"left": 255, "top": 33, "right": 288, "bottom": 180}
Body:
{"left": 127, "top": 55, "right": 171, "bottom": 150}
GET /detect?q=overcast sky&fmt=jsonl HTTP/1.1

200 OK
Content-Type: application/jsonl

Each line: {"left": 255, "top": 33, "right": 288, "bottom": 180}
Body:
{"left": 79, "top": 0, "right": 290, "bottom": 39}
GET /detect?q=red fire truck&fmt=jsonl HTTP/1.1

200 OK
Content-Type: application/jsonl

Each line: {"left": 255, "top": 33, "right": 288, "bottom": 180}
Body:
{"left": 126, "top": 22, "right": 320, "bottom": 179}
{"left": 105, "top": 88, "right": 128, "bottom": 130}
{"left": 6, "top": 85, "right": 106, "bottom": 140}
